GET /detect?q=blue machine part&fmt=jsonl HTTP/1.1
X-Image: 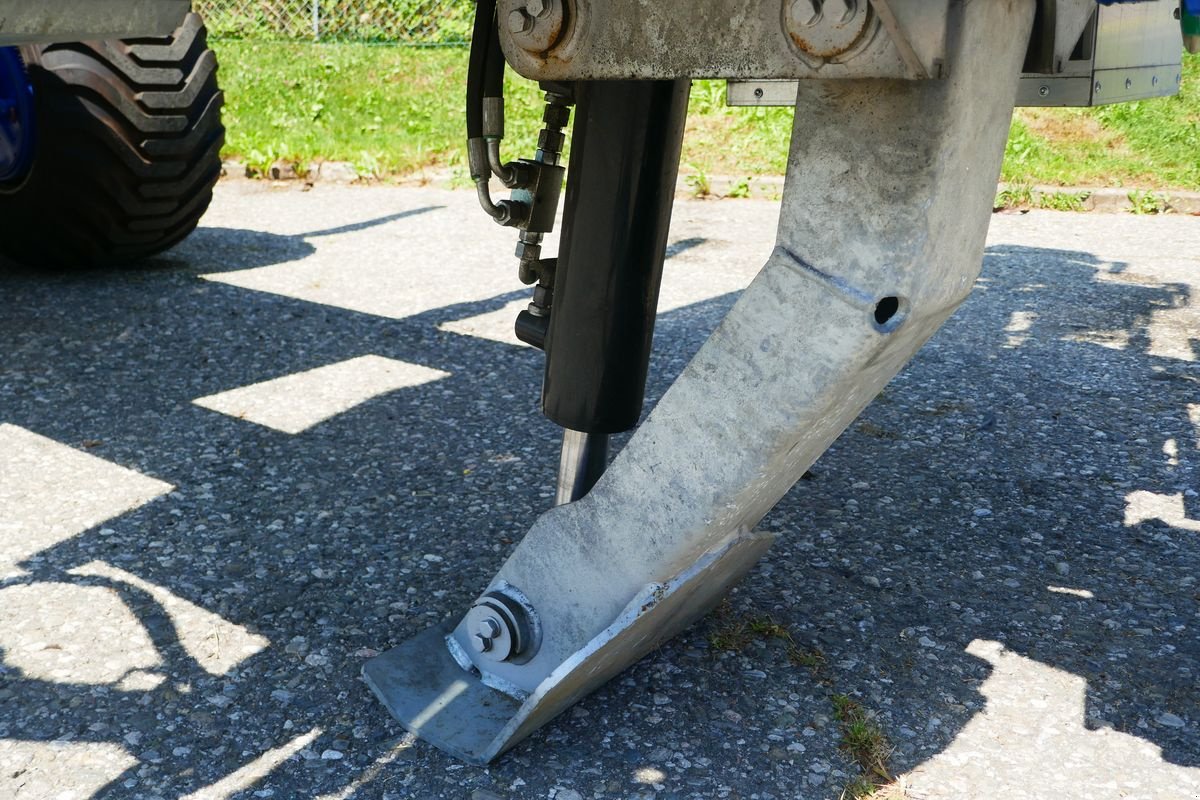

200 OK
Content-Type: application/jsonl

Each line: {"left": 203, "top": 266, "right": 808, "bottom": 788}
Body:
{"left": 0, "top": 47, "right": 35, "bottom": 185}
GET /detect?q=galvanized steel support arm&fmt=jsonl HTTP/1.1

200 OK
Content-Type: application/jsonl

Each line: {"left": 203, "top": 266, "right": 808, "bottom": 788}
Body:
{"left": 365, "top": 0, "right": 1038, "bottom": 764}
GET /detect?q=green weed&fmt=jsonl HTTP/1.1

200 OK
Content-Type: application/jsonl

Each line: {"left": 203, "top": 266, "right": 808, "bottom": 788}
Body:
{"left": 995, "top": 183, "right": 1090, "bottom": 212}
{"left": 994, "top": 182, "right": 1035, "bottom": 209}
{"left": 832, "top": 694, "right": 895, "bottom": 798}
{"left": 684, "top": 164, "right": 712, "bottom": 198}
{"left": 1128, "top": 189, "right": 1170, "bottom": 214}
{"left": 1038, "top": 190, "right": 1089, "bottom": 212}
{"left": 725, "top": 177, "right": 752, "bottom": 198}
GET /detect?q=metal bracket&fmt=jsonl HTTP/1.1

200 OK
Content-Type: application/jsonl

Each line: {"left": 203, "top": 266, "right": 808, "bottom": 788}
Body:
{"left": 367, "top": 0, "right": 1039, "bottom": 763}
{"left": 495, "top": 0, "right": 952, "bottom": 81}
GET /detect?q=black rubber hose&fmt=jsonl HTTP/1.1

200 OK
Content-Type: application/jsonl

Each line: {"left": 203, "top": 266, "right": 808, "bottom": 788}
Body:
{"left": 466, "top": 0, "right": 496, "bottom": 139}
{"left": 484, "top": 14, "right": 505, "bottom": 98}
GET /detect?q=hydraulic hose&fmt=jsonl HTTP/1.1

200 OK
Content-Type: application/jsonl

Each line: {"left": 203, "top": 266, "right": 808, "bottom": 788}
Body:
{"left": 465, "top": 0, "right": 496, "bottom": 141}
{"left": 484, "top": 18, "right": 505, "bottom": 99}
{"left": 467, "top": 0, "right": 513, "bottom": 223}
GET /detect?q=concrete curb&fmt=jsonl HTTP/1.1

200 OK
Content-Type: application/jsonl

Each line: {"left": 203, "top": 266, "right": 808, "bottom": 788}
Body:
{"left": 995, "top": 183, "right": 1200, "bottom": 214}
{"left": 220, "top": 161, "right": 1200, "bottom": 214}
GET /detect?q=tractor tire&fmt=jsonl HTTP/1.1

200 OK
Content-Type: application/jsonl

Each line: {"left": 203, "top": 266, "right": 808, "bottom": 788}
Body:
{"left": 0, "top": 13, "right": 223, "bottom": 268}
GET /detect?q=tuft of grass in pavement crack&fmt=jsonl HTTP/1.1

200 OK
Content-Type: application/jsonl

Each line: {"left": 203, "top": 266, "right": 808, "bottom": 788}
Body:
{"left": 994, "top": 182, "right": 1091, "bottom": 212}
{"left": 707, "top": 602, "right": 826, "bottom": 677}
{"left": 705, "top": 603, "right": 903, "bottom": 799}
{"left": 832, "top": 694, "right": 896, "bottom": 799}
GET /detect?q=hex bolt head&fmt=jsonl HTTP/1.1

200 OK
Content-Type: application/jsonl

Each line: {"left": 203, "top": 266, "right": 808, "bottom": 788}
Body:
{"left": 463, "top": 590, "right": 538, "bottom": 664}
{"left": 471, "top": 615, "right": 503, "bottom": 653}
{"left": 790, "top": 0, "right": 823, "bottom": 27}
{"left": 830, "top": 0, "right": 857, "bottom": 24}
{"left": 508, "top": 9, "right": 534, "bottom": 33}
{"left": 526, "top": 0, "right": 548, "bottom": 18}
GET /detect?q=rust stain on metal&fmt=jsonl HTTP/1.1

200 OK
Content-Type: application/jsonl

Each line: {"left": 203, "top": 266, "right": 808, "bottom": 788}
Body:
{"left": 788, "top": 11, "right": 871, "bottom": 59}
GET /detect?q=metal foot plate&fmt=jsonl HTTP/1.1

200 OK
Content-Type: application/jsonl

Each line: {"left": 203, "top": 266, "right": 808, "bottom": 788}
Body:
{"left": 362, "top": 621, "right": 522, "bottom": 765}
{"left": 364, "top": 530, "right": 774, "bottom": 763}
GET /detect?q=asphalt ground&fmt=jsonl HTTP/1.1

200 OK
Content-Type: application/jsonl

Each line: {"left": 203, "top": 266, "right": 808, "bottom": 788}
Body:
{"left": 1, "top": 182, "right": 1198, "bottom": 799}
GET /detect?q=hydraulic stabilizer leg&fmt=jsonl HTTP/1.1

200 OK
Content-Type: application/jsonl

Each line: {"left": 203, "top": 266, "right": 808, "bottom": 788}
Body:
{"left": 543, "top": 78, "right": 690, "bottom": 504}
{"left": 364, "top": 0, "right": 1037, "bottom": 763}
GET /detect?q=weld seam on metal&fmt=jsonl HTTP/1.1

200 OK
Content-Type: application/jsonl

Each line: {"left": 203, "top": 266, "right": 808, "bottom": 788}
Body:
{"left": 870, "top": 0, "right": 929, "bottom": 79}
{"left": 445, "top": 633, "right": 476, "bottom": 674}
{"left": 774, "top": 246, "right": 877, "bottom": 311}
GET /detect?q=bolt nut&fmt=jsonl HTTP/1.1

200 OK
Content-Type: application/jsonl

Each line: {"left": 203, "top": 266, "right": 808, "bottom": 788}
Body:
{"left": 1038, "top": 85, "right": 1050, "bottom": 97}
{"left": 508, "top": 9, "right": 533, "bottom": 34}
{"left": 790, "top": 0, "right": 823, "bottom": 26}
{"left": 462, "top": 589, "right": 539, "bottom": 664}
{"left": 830, "top": 0, "right": 856, "bottom": 24}
{"left": 471, "top": 615, "right": 504, "bottom": 653}
{"left": 508, "top": 0, "right": 568, "bottom": 52}
{"left": 785, "top": 0, "right": 871, "bottom": 61}
{"left": 466, "top": 608, "right": 513, "bottom": 660}
{"left": 515, "top": 239, "right": 542, "bottom": 263}
{"left": 542, "top": 103, "right": 571, "bottom": 128}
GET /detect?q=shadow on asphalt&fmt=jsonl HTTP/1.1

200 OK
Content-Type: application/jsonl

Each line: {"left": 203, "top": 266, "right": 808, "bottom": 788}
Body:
{"left": 0, "top": 225, "right": 1196, "bottom": 797}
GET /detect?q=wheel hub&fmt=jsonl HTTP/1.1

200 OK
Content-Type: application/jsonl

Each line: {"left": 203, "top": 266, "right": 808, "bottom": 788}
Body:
{"left": 0, "top": 47, "right": 35, "bottom": 185}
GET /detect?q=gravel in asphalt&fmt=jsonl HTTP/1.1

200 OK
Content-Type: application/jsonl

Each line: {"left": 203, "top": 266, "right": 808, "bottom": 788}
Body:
{"left": 1, "top": 182, "right": 1198, "bottom": 799}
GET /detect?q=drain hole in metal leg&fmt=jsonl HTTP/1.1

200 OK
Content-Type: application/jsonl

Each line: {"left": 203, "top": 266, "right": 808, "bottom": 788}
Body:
{"left": 874, "top": 296, "right": 900, "bottom": 327}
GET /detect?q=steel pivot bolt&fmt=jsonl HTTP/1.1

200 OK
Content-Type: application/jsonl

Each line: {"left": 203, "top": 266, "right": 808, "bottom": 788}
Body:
{"left": 463, "top": 589, "right": 539, "bottom": 664}
{"left": 508, "top": 0, "right": 568, "bottom": 52}
{"left": 472, "top": 616, "right": 503, "bottom": 653}
{"left": 790, "top": 0, "right": 823, "bottom": 26}
{"left": 829, "top": 0, "right": 856, "bottom": 23}
{"left": 508, "top": 9, "right": 534, "bottom": 34}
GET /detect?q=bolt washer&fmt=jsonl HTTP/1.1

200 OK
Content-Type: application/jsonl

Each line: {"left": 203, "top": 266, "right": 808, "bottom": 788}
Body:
{"left": 464, "top": 590, "right": 537, "bottom": 663}
{"left": 785, "top": 0, "right": 873, "bottom": 61}
{"left": 507, "top": 0, "right": 568, "bottom": 53}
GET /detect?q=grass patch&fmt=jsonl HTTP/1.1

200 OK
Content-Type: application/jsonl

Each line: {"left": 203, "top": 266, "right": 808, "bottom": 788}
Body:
{"left": 211, "top": 40, "right": 1199, "bottom": 190}
{"left": 1127, "top": 188, "right": 1171, "bottom": 214}
{"left": 706, "top": 601, "right": 828, "bottom": 675}
{"left": 994, "top": 182, "right": 1090, "bottom": 212}
{"left": 706, "top": 603, "right": 902, "bottom": 799}
{"left": 832, "top": 694, "right": 895, "bottom": 799}
{"left": 1002, "top": 53, "right": 1200, "bottom": 190}
{"left": 211, "top": 40, "right": 547, "bottom": 178}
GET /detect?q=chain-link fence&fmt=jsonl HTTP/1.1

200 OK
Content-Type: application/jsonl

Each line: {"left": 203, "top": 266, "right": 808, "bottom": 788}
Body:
{"left": 193, "top": 0, "right": 473, "bottom": 44}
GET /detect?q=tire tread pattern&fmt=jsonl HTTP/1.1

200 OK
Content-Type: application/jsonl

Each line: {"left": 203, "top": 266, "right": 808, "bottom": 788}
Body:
{"left": 0, "top": 13, "right": 224, "bottom": 268}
